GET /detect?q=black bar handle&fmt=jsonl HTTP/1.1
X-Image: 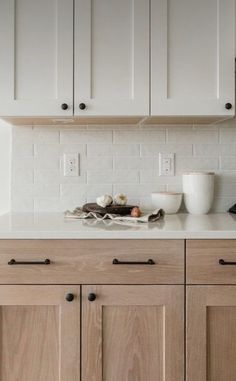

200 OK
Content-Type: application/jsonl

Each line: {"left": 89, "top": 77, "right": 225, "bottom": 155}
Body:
{"left": 113, "top": 258, "right": 155, "bottom": 265}
{"left": 219, "top": 259, "right": 236, "bottom": 266}
{"left": 8, "top": 259, "right": 51, "bottom": 265}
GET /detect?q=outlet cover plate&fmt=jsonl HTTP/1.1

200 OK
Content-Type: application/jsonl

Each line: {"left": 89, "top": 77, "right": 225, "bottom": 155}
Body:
{"left": 63, "top": 153, "right": 80, "bottom": 177}
{"left": 159, "top": 153, "right": 175, "bottom": 176}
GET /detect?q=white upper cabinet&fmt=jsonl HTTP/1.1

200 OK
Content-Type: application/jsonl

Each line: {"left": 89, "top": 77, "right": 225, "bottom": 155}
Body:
{"left": 74, "top": 0, "right": 150, "bottom": 116}
{"left": 0, "top": 0, "right": 73, "bottom": 116}
{"left": 151, "top": 0, "right": 235, "bottom": 117}
{"left": 0, "top": 0, "right": 235, "bottom": 121}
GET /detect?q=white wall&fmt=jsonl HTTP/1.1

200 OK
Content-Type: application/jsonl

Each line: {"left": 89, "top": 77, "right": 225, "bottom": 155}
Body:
{"left": 0, "top": 120, "right": 11, "bottom": 214}
{"left": 10, "top": 119, "right": 236, "bottom": 213}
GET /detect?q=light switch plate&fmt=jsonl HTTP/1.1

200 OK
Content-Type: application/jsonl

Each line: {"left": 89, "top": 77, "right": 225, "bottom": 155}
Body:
{"left": 159, "top": 153, "right": 175, "bottom": 176}
{"left": 63, "top": 153, "right": 80, "bottom": 177}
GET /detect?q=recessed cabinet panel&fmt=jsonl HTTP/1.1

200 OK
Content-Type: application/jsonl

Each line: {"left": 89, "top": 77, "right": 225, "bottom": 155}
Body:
{"left": 0, "top": 0, "right": 73, "bottom": 116}
{"left": 74, "top": 0, "right": 149, "bottom": 116}
{"left": 1, "top": 306, "right": 59, "bottom": 381}
{"left": 102, "top": 305, "right": 164, "bottom": 380}
{"left": 187, "top": 286, "right": 236, "bottom": 381}
{"left": 0, "top": 285, "right": 80, "bottom": 381}
{"left": 151, "top": 0, "right": 235, "bottom": 116}
{"left": 82, "top": 285, "right": 184, "bottom": 381}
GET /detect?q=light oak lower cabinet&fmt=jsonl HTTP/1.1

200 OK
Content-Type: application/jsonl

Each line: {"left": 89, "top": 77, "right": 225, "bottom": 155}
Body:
{"left": 82, "top": 285, "right": 184, "bottom": 381}
{"left": 0, "top": 285, "right": 80, "bottom": 381}
{"left": 187, "top": 286, "right": 236, "bottom": 381}
{"left": 0, "top": 239, "right": 184, "bottom": 381}
{"left": 186, "top": 240, "right": 236, "bottom": 381}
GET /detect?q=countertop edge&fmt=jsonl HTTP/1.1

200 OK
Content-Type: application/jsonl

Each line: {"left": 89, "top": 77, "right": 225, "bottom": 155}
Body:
{"left": 0, "top": 231, "right": 236, "bottom": 239}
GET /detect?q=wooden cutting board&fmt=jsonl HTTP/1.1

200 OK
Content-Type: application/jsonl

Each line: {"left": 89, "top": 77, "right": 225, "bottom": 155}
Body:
{"left": 82, "top": 203, "right": 137, "bottom": 216}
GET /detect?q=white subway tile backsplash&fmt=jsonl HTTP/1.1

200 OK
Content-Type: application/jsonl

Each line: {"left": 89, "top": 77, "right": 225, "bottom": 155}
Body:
{"left": 194, "top": 144, "right": 236, "bottom": 156}
{"left": 60, "top": 184, "right": 87, "bottom": 198}
{"left": 33, "top": 183, "right": 60, "bottom": 197}
{"left": 87, "top": 144, "right": 140, "bottom": 157}
{"left": 215, "top": 181, "right": 236, "bottom": 197}
{"left": 140, "top": 170, "right": 181, "bottom": 185}
{"left": 220, "top": 125, "right": 236, "bottom": 143}
{"left": 114, "top": 157, "right": 156, "bottom": 170}
{"left": 60, "top": 130, "right": 113, "bottom": 144}
{"left": 86, "top": 184, "right": 113, "bottom": 199}
{"left": 33, "top": 127, "right": 60, "bottom": 143}
{"left": 113, "top": 130, "right": 166, "bottom": 143}
{"left": 12, "top": 167, "right": 34, "bottom": 185}
{"left": 34, "top": 156, "right": 60, "bottom": 169}
{"left": 11, "top": 121, "right": 236, "bottom": 213}
{"left": 87, "top": 170, "right": 139, "bottom": 184}
{"left": 220, "top": 156, "right": 236, "bottom": 170}
{"left": 212, "top": 197, "right": 236, "bottom": 213}
{"left": 168, "top": 128, "right": 219, "bottom": 144}
{"left": 113, "top": 184, "right": 166, "bottom": 198}
{"left": 176, "top": 157, "right": 219, "bottom": 173}
{"left": 34, "top": 198, "right": 61, "bottom": 212}
{"left": 12, "top": 195, "right": 34, "bottom": 212}
{"left": 141, "top": 144, "right": 193, "bottom": 157}
{"left": 34, "top": 169, "right": 61, "bottom": 184}
{"left": 82, "top": 157, "right": 113, "bottom": 170}
{"left": 12, "top": 126, "right": 33, "bottom": 140}
{"left": 12, "top": 140, "right": 34, "bottom": 156}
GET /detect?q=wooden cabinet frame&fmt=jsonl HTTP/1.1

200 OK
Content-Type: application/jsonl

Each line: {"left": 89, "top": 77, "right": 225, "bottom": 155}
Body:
{"left": 0, "top": 239, "right": 235, "bottom": 381}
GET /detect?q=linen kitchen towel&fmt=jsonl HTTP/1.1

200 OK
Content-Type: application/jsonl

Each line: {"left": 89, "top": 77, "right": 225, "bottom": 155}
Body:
{"left": 64, "top": 208, "right": 165, "bottom": 223}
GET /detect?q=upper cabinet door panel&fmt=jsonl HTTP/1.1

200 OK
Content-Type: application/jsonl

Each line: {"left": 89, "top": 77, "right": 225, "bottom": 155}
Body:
{"left": 0, "top": 0, "right": 73, "bottom": 116}
{"left": 74, "top": 0, "right": 149, "bottom": 116}
{"left": 151, "top": 0, "right": 235, "bottom": 116}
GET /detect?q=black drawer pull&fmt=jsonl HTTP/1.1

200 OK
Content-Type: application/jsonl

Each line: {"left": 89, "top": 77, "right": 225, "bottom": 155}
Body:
{"left": 8, "top": 259, "right": 51, "bottom": 265}
{"left": 219, "top": 259, "right": 236, "bottom": 266}
{"left": 112, "top": 258, "right": 155, "bottom": 265}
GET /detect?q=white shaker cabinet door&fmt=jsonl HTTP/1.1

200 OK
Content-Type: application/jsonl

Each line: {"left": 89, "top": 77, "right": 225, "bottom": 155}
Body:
{"left": 74, "top": 0, "right": 149, "bottom": 116}
{"left": 151, "top": 0, "right": 235, "bottom": 117}
{"left": 0, "top": 0, "right": 73, "bottom": 116}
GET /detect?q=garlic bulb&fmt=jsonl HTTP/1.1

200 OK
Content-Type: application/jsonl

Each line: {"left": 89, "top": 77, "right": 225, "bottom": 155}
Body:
{"left": 96, "top": 194, "right": 113, "bottom": 208}
{"left": 114, "top": 193, "right": 127, "bottom": 206}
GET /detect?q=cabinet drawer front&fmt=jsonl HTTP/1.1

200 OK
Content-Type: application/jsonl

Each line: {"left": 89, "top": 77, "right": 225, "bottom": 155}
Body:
{"left": 0, "top": 240, "right": 184, "bottom": 284}
{"left": 187, "top": 240, "right": 236, "bottom": 284}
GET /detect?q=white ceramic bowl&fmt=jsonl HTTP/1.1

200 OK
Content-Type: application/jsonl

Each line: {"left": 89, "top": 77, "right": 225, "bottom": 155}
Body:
{"left": 151, "top": 192, "right": 183, "bottom": 214}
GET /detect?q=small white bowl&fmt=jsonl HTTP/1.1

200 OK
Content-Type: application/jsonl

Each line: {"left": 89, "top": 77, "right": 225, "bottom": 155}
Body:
{"left": 151, "top": 192, "right": 183, "bottom": 214}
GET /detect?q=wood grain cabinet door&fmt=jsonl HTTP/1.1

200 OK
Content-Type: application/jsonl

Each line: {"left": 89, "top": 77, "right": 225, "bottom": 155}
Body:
{"left": 0, "top": 285, "right": 80, "bottom": 381}
{"left": 187, "top": 286, "right": 236, "bottom": 381}
{"left": 82, "top": 285, "right": 184, "bottom": 381}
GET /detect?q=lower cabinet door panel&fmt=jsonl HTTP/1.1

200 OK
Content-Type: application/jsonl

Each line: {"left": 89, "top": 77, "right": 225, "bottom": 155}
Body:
{"left": 82, "top": 285, "right": 184, "bottom": 381}
{"left": 0, "top": 285, "right": 80, "bottom": 381}
{"left": 187, "top": 286, "right": 236, "bottom": 381}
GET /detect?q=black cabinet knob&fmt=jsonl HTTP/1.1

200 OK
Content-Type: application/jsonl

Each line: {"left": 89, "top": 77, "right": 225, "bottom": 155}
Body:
{"left": 65, "top": 293, "right": 74, "bottom": 302}
{"left": 79, "top": 103, "right": 86, "bottom": 110}
{"left": 225, "top": 103, "right": 232, "bottom": 110}
{"left": 61, "top": 103, "right": 69, "bottom": 110}
{"left": 88, "top": 293, "right": 96, "bottom": 302}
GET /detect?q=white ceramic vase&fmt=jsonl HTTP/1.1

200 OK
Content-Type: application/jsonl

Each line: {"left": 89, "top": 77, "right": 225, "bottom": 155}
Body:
{"left": 183, "top": 172, "right": 215, "bottom": 215}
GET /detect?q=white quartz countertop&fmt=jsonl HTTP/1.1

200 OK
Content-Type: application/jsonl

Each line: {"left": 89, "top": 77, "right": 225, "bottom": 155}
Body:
{"left": 0, "top": 212, "right": 235, "bottom": 239}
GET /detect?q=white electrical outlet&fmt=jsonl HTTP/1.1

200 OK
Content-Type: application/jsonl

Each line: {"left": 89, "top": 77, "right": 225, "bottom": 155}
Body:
{"left": 159, "top": 153, "right": 175, "bottom": 176}
{"left": 63, "top": 153, "right": 80, "bottom": 177}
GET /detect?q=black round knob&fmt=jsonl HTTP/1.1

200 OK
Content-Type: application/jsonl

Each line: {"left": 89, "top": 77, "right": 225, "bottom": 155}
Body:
{"left": 61, "top": 103, "right": 69, "bottom": 110}
{"left": 88, "top": 293, "right": 96, "bottom": 302}
{"left": 79, "top": 103, "right": 86, "bottom": 110}
{"left": 225, "top": 103, "right": 232, "bottom": 110}
{"left": 65, "top": 293, "right": 74, "bottom": 302}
